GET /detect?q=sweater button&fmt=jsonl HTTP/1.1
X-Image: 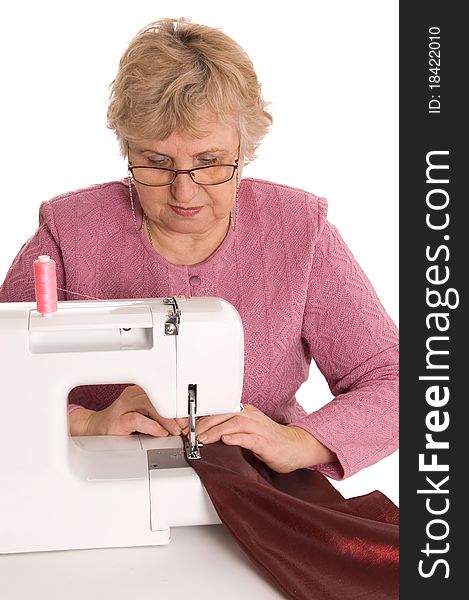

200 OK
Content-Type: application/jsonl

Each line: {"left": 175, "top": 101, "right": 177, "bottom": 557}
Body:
{"left": 189, "top": 275, "right": 201, "bottom": 287}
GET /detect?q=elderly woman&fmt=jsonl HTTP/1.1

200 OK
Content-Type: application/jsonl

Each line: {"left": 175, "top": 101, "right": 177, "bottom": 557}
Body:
{"left": 0, "top": 17, "right": 398, "bottom": 479}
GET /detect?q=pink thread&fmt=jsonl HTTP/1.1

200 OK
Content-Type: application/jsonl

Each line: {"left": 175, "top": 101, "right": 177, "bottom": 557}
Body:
{"left": 33, "top": 255, "right": 58, "bottom": 315}
{"left": 56, "top": 287, "right": 105, "bottom": 301}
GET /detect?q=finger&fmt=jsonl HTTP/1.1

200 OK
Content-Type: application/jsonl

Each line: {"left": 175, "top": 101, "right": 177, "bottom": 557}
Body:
{"left": 194, "top": 411, "right": 245, "bottom": 437}
{"left": 197, "top": 415, "right": 257, "bottom": 444}
{"left": 123, "top": 389, "right": 176, "bottom": 428}
{"left": 132, "top": 392, "right": 161, "bottom": 421}
{"left": 117, "top": 386, "right": 154, "bottom": 413}
{"left": 221, "top": 432, "right": 260, "bottom": 452}
{"left": 155, "top": 416, "right": 183, "bottom": 436}
{"left": 133, "top": 392, "right": 185, "bottom": 434}
{"left": 125, "top": 391, "right": 185, "bottom": 436}
{"left": 182, "top": 406, "right": 253, "bottom": 437}
{"left": 180, "top": 414, "right": 230, "bottom": 437}
{"left": 120, "top": 412, "right": 169, "bottom": 437}
{"left": 221, "top": 433, "right": 270, "bottom": 464}
{"left": 143, "top": 402, "right": 162, "bottom": 422}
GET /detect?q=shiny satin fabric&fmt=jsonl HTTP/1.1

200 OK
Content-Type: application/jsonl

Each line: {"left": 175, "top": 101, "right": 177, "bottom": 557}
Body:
{"left": 190, "top": 443, "right": 399, "bottom": 600}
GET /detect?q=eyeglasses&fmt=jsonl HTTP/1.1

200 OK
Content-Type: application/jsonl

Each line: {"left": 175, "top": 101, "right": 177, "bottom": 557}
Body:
{"left": 128, "top": 160, "right": 239, "bottom": 187}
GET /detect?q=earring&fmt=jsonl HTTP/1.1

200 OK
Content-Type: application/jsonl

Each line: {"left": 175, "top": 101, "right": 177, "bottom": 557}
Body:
{"left": 230, "top": 171, "right": 240, "bottom": 232}
{"left": 128, "top": 172, "right": 143, "bottom": 233}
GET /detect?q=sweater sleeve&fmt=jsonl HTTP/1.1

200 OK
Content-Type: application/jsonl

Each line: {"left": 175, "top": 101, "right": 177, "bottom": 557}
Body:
{"left": 290, "top": 218, "right": 399, "bottom": 480}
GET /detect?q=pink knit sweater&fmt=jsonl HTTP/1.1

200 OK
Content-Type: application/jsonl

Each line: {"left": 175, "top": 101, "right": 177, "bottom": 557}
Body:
{"left": 0, "top": 177, "right": 398, "bottom": 480}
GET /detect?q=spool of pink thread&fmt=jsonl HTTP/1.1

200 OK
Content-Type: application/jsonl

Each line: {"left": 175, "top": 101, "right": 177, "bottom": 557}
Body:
{"left": 34, "top": 255, "right": 58, "bottom": 315}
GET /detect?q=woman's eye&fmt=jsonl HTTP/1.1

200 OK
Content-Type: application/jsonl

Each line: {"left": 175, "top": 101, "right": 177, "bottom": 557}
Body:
{"left": 199, "top": 158, "right": 217, "bottom": 165}
{"left": 147, "top": 157, "right": 170, "bottom": 166}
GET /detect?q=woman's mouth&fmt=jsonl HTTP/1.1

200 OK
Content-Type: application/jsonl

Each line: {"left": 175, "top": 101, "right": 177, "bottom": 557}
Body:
{"left": 169, "top": 205, "right": 203, "bottom": 217}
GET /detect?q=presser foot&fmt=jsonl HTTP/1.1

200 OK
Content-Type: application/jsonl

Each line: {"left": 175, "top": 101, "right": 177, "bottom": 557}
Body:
{"left": 184, "top": 436, "right": 203, "bottom": 460}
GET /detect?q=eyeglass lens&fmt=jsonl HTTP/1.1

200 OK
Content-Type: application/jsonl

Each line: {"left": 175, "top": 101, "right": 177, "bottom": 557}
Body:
{"left": 131, "top": 165, "right": 236, "bottom": 186}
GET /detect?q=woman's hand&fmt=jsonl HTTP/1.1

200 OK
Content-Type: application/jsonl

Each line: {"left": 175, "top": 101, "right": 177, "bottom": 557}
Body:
{"left": 187, "top": 404, "right": 336, "bottom": 473}
{"left": 69, "top": 385, "right": 188, "bottom": 437}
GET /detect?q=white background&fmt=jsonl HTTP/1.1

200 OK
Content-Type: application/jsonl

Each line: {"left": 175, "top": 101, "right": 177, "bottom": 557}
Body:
{"left": 0, "top": 1, "right": 399, "bottom": 503}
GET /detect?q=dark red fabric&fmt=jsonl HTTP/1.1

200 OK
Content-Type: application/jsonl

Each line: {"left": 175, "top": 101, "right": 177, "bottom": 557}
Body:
{"left": 190, "top": 443, "right": 399, "bottom": 600}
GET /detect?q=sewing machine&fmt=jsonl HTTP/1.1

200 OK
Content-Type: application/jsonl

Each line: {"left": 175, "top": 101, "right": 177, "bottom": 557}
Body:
{"left": 0, "top": 296, "right": 244, "bottom": 554}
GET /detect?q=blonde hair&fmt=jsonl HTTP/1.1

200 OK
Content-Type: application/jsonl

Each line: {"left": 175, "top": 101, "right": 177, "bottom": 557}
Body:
{"left": 107, "top": 17, "right": 272, "bottom": 163}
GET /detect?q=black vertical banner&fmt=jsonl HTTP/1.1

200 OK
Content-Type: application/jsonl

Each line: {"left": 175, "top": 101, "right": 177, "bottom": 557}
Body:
{"left": 400, "top": 2, "right": 465, "bottom": 598}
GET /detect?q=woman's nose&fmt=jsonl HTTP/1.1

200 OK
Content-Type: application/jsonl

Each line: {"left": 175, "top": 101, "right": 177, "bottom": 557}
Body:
{"left": 171, "top": 172, "right": 199, "bottom": 203}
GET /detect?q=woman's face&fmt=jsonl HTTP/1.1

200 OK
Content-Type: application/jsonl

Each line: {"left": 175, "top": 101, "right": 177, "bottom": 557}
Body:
{"left": 128, "top": 121, "right": 241, "bottom": 237}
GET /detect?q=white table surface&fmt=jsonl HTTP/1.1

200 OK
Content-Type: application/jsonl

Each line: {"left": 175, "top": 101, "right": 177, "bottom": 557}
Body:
{"left": 0, "top": 524, "right": 286, "bottom": 600}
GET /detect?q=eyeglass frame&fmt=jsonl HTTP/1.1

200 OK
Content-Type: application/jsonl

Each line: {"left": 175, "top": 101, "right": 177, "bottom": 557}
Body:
{"left": 127, "top": 158, "right": 239, "bottom": 187}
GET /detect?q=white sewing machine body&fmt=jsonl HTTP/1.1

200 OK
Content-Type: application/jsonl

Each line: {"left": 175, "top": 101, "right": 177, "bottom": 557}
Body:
{"left": 0, "top": 296, "right": 244, "bottom": 554}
